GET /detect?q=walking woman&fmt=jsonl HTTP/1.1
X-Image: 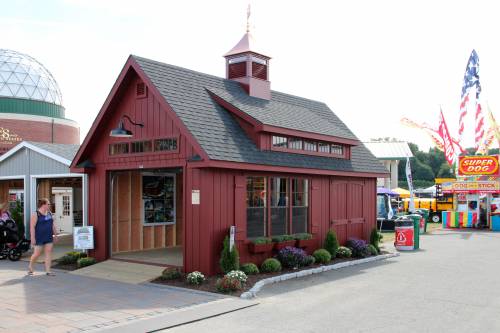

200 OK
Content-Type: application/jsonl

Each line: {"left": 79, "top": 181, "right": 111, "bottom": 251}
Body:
{"left": 28, "top": 198, "right": 58, "bottom": 276}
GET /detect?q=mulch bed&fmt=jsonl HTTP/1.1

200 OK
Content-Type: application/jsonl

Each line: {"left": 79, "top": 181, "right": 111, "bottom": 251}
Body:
{"left": 52, "top": 262, "right": 78, "bottom": 271}
{"left": 151, "top": 253, "right": 389, "bottom": 297}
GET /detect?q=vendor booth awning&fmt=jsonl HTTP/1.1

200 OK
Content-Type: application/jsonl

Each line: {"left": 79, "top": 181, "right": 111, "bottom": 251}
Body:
{"left": 377, "top": 187, "right": 399, "bottom": 196}
{"left": 393, "top": 187, "right": 410, "bottom": 198}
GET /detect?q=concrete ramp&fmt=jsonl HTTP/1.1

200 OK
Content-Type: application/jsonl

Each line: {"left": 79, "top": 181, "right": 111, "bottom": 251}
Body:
{"left": 69, "top": 259, "right": 164, "bottom": 284}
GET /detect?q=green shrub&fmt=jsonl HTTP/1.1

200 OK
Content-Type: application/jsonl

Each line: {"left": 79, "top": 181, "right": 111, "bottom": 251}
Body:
{"left": 216, "top": 275, "right": 243, "bottom": 293}
{"left": 302, "top": 255, "right": 316, "bottom": 266}
{"left": 67, "top": 251, "right": 87, "bottom": 260}
{"left": 240, "top": 263, "right": 259, "bottom": 275}
{"left": 313, "top": 249, "right": 332, "bottom": 264}
{"left": 186, "top": 271, "right": 205, "bottom": 285}
{"left": 367, "top": 244, "right": 379, "bottom": 256}
{"left": 369, "top": 228, "right": 381, "bottom": 252}
{"left": 260, "top": 258, "right": 282, "bottom": 273}
{"left": 160, "top": 267, "right": 182, "bottom": 280}
{"left": 271, "top": 235, "right": 294, "bottom": 242}
{"left": 251, "top": 237, "right": 272, "bottom": 245}
{"left": 220, "top": 235, "right": 239, "bottom": 274}
{"left": 336, "top": 246, "right": 352, "bottom": 258}
{"left": 77, "top": 257, "right": 96, "bottom": 268}
{"left": 292, "top": 233, "right": 312, "bottom": 240}
{"left": 226, "top": 270, "right": 247, "bottom": 284}
{"left": 58, "top": 255, "right": 77, "bottom": 265}
{"left": 324, "top": 230, "right": 339, "bottom": 257}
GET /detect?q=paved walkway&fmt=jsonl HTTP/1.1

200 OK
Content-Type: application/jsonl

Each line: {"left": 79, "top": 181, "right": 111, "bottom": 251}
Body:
{"left": 0, "top": 261, "right": 223, "bottom": 332}
{"left": 165, "top": 228, "right": 500, "bottom": 333}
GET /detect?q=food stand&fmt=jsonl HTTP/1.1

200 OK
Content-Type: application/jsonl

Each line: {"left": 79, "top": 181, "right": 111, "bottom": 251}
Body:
{"left": 441, "top": 155, "right": 500, "bottom": 231}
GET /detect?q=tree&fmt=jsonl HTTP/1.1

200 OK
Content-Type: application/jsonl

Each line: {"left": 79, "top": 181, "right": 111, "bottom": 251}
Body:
{"left": 220, "top": 235, "right": 239, "bottom": 273}
{"left": 437, "top": 162, "right": 455, "bottom": 178}
{"left": 324, "top": 230, "right": 339, "bottom": 257}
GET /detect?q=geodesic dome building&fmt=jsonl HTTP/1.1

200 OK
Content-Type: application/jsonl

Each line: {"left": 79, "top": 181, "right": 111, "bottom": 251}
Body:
{"left": 0, "top": 49, "right": 79, "bottom": 155}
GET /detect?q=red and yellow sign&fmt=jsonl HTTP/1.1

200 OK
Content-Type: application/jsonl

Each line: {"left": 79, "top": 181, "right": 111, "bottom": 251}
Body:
{"left": 442, "top": 181, "right": 500, "bottom": 193}
{"left": 458, "top": 155, "right": 500, "bottom": 176}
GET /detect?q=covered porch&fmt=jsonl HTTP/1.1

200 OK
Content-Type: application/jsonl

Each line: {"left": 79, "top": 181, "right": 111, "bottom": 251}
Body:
{"left": 110, "top": 169, "right": 183, "bottom": 268}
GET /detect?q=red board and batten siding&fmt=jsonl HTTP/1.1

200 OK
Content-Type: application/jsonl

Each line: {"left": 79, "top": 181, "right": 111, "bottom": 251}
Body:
{"left": 183, "top": 167, "right": 377, "bottom": 275}
{"left": 80, "top": 70, "right": 202, "bottom": 261}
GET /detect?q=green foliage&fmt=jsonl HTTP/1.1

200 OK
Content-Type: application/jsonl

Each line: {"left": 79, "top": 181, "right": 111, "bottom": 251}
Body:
{"left": 10, "top": 200, "right": 24, "bottom": 237}
{"left": 367, "top": 244, "right": 379, "bottom": 256}
{"left": 271, "top": 235, "right": 294, "bottom": 242}
{"left": 369, "top": 228, "right": 380, "bottom": 252}
{"left": 313, "top": 249, "right": 332, "bottom": 264}
{"left": 336, "top": 246, "right": 352, "bottom": 258}
{"left": 220, "top": 235, "right": 239, "bottom": 274}
{"left": 302, "top": 255, "right": 316, "bottom": 266}
{"left": 58, "top": 251, "right": 87, "bottom": 265}
{"left": 77, "top": 257, "right": 96, "bottom": 268}
{"left": 160, "top": 267, "right": 182, "bottom": 280}
{"left": 324, "top": 230, "right": 339, "bottom": 257}
{"left": 240, "top": 263, "right": 259, "bottom": 275}
{"left": 292, "top": 233, "right": 312, "bottom": 240}
{"left": 251, "top": 237, "right": 272, "bottom": 245}
{"left": 260, "top": 258, "right": 282, "bottom": 273}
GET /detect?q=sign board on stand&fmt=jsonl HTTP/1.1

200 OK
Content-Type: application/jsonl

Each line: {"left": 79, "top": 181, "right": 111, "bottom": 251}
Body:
{"left": 73, "top": 226, "right": 94, "bottom": 250}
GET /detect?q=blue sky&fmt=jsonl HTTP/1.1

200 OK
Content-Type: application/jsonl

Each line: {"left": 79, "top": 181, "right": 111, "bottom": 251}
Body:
{"left": 2, "top": 0, "right": 500, "bottom": 150}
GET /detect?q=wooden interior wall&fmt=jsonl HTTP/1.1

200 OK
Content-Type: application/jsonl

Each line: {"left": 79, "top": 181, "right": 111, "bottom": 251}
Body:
{"left": 111, "top": 170, "right": 182, "bottom": 254}
{"left": 37, "top": 180, "right": 51, "bottom": 202}
{"left": 0, "top": 181, "right": 9, "bottom": 205}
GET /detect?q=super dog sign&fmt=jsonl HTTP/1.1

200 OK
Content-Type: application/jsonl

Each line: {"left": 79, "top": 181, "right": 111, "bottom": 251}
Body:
{"left": 458, "top": 155, "right": 500, "bottom": 176}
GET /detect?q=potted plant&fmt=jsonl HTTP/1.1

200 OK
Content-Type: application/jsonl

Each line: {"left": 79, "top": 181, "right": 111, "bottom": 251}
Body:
{"left": 272, "top": 235, "right": 296, "bottom": 250}
{"left": 248, "top": 237, "right": 273, "bottom": 254}
{"left": 293, "top": 233, "right": 318, "bottom": 252}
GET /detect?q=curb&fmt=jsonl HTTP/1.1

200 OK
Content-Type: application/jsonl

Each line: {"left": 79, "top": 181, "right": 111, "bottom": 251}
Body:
{"left": 240, "top": 252, "right": 400, "bottom": 299}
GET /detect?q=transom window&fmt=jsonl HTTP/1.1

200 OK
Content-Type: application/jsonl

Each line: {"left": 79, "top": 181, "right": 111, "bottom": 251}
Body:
{"left": 272, "top": 136, "right": 288, "bottom": 148}
{"left": 304, "top": 140, "right": 317, "bottom": 151}
{"left": 246, "top": 176, "right": 310, "bottom": 238}
{"left": 331, "top": 144, "right": 344, "bottom": 155}
{"left": 288, "top": 138, "right": 303, "bottom": 150}
{"left": 142, "top": 173, "right": 176, "bottom": 225}
{"left": 155, "top": 138, "right": 177, "bottom": 151}
{"left": 318, "top": 142, "right": 330, "bottom": 153}
{"left": 131, "top": 140, "right": 153, "bottom": 153}
{"left": 109, "top": 143, "right": 129, "bottom": 155}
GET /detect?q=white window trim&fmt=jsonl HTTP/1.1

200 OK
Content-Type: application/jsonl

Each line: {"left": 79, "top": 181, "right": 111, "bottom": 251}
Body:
{"left": 141, "top": 172, "right": 176, "bottom": 226}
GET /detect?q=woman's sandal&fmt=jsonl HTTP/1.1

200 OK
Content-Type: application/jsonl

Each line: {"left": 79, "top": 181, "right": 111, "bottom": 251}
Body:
{"left": 46, "top": 272, "right": 56, "bottom": 276}
{"left": 27, "top": 270, "right": 34, "bottom": 276}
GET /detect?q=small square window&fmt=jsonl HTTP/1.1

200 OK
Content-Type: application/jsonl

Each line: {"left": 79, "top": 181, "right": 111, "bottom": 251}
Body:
{"left": 109, "top": 143, "right": 129, "bottom": 155}
{"left": 289, "top": 138, "right": 303, "bottom": 150}
{"left": 154, "top": 138, "right": 178, "bottom": 151}
{"left": 272, "top": 136, "right": 288, "bottom": 148}
{"left": 304, "top": 140, "right": 317, "bottom": 151}
{"left": 331, "top": 144, "right": 344, "bottom": 155}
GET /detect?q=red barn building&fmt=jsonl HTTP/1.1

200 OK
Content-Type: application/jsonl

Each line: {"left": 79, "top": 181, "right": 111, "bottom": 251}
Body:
{"left": 71, "top": 30, "right": 388, "bottom": 275}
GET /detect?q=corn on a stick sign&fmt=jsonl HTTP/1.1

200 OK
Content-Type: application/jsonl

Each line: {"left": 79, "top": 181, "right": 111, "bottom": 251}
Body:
{"left": 458, "top": 155, "right": 500, "bottom": 176}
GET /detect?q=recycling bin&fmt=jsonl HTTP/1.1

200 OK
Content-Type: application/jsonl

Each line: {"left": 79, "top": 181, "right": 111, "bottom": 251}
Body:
{"left": 408, "top": 213, "right": 426, "bottom": 236}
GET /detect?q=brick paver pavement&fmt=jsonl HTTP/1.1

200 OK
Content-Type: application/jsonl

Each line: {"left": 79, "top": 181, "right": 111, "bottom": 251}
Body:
{"left": 0, "top": 261, "right": 222, "bottom": 332}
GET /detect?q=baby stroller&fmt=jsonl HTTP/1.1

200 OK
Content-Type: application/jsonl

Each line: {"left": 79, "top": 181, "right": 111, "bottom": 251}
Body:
{"left": 0, "top": 217, "right": 30, "bottom": 261}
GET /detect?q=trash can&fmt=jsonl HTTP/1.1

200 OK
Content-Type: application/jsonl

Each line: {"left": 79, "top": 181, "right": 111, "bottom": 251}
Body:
{"left": 394, "top": 216, "right": 415, "bottom": 251}
{"left": 415, "top": 208, "right": 429, "bottom": 224}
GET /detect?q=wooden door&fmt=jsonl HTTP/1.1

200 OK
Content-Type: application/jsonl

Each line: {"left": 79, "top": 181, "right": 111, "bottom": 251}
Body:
{"left": 52, "top": 187, "right": 73, "bottom": 234}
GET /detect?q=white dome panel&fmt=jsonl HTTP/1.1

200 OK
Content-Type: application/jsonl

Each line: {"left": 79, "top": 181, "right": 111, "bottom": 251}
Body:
{"left": 0, "top": 49, "right": 63, "bottom": 106}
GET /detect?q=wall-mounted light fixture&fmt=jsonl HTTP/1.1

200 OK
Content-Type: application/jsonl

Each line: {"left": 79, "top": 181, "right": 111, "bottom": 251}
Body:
{"left": 109, "top": 115, "right": 144, "bottom": 138}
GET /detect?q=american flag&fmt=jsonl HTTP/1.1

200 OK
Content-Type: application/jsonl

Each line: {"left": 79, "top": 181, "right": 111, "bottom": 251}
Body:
{"left": 458, "top": 50, "right": 483, "bottom": 149}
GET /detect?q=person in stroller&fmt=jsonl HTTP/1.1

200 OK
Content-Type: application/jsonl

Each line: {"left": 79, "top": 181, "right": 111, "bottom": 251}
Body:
{"left": 28, "top": 198, "right": 59, "bottom": 276}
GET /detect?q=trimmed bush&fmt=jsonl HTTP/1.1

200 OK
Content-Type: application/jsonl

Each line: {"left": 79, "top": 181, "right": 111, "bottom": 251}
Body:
{"left": 77, "top": 257, "right": 96, "bottom": 268}
{"left": 59, "top": 251, "right": 87, "bottom": 265}
{"left": 324, "top": 230, "right": 339, "bottom": 257}
{"left": 240, "top": 263, "right": 259, "bottom": 275}
{"left": 226, "top": 270, "right": 247, "bottom": 284}
{"left": 271, "top": 235, "right": 294, "bottom": 242}
{"left": 276, "top": 246, "right": 308, "bottom": 269}
{"left": 346, "top": 238, "right": 371, "bottom": 258}
{"left": 216, "top": 275, "right": 243, "bottom": 293}
{"left": 220, "top": 235, "right": 239, "bottom": 274}
{"left": 336, "top": 246, "right": 352, "bottom": 258}
{"left": 367, "top": 244, "right": 378, "bottom": 256}
{"left": 369, "top": 228, "right": 381, "bottom": 252}
{"left": 160, "top": 267, "right": 182, "bottom": 280}
{"left": 292, "top": 233, "right": 312, "bottom": 240}
{"left": 251, "top": 237, "right": 272, "bottom": 245}
{"left": 313, "top": 249, "right": 332, "bottom": 264}
{"left": 302, "top": 255, "right": 316, "bottom": 266}
{"left": 186, "top": 271, "right": 205, "bottom": 285}
{"left": 261, "top": 258, "right": 282, "bottom": 273}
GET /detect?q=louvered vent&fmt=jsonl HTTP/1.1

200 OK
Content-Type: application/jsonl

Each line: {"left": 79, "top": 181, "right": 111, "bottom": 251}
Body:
{"left": 136, "top": 82, "right": 147, "bottom": 98}
{"left": 252, "top": 62, "right": 267, "bottom": 80}
{"left": 228, "top": 62, "right": 247, "bottom": 79}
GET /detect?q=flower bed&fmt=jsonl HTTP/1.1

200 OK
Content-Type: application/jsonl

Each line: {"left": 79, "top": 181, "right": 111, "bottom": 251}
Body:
{"left": 151, "top": 249, "right": 390, "bottom": 297}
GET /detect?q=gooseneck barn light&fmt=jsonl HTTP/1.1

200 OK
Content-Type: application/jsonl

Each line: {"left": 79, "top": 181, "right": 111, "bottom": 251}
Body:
{"left": 109, "top": 115, "right": 144, "bottom": 138}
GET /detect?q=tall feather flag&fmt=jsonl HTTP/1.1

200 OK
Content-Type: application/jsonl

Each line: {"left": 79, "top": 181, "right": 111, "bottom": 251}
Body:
{"left": 406, "top": 157, "right": 415, "bottom": 213}
{"left": 438, "top": 108, "right": 456, "bottom": 166}
{"left": 458, "top": 50, "right": 484, "bottom": 149}
{"left": 487, "top": 104, "right": 500, "bottom": 148}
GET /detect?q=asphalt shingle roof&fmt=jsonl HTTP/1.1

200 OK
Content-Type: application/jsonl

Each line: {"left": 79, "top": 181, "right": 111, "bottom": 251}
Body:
{"left": 27, "top": 142, "right": 80, "bottom": 162}
{"left": 133, "top": 56, "right": 387, "bottom": 174}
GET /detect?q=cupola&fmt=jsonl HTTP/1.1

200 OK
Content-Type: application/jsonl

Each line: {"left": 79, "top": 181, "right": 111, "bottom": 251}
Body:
{"left": 224, "top": 7, "right": 271, "bottom": 100}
